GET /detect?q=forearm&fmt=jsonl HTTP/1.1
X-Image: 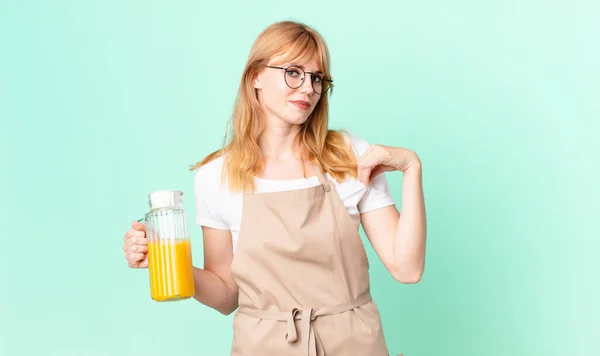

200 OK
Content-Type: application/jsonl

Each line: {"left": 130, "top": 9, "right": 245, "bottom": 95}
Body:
{"left": 394, "top": 164, "right": 427, "bottom": 282}
{"left": 192, "top": 267, "right": 238, "bottom": 315}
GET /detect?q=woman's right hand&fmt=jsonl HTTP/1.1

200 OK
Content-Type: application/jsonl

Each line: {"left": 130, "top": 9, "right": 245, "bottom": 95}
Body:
{"left": 123, "top": 220, "right": 149, "bottom": 268}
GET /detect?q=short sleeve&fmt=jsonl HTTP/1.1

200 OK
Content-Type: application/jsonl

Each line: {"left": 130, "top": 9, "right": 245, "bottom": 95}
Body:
{"left": 347, "top": 134, "right": 396, "bottom": 213}
{"left": 193, "top": 167, "right": 229, "bottom": 230}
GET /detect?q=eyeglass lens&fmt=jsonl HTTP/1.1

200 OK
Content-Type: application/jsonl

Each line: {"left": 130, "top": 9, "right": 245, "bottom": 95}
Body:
{"left": 283, "top": 66, "right": 329, "bottom": 94}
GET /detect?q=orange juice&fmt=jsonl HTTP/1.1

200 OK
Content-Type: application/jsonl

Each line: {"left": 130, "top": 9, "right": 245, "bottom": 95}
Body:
{"left": 147, "top": 239, "right": 195, "bottom": 302}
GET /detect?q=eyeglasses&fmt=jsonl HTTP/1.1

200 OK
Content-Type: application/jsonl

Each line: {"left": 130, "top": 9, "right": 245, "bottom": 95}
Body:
{"left": 265, "top": 65, "right": 333, "bottom": 95}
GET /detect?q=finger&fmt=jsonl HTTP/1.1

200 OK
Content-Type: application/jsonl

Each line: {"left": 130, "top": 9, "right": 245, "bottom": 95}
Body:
{"left": 132, "top": 220, "right": 146, "bottom": 232}
{"left": 123, "top": 238, "right": 147, "bottom": 253}
{"left": 128, "top": 252, "right": 146, "bottom": 263}
{"left": 128, "top": 259, "right": 143, "bottom": 268}
{"left": 358, "top": 166, "right": 372, "bottom": 186}
{"left": 125, "top": 234, "right": 148, "bottom": 246}
{"left": 357, "top": 159, "right": 372, "bottom": 185}
{"left": 124, "top": 229, "right": 143, "bottom": 241}
{"left": 357, "top": 149, "right": 370, "bottom": 181}
{"left": 124, "top": 228, "right": 145, "bottom": 241}
{"left": 357, "top": 148, "right": 378, "bottom": 185}
{"left": 123, "top": 238, "right": 135, "bottom": 251}
{"left": 128, "top": 244, "right": 148, "bottom": 254}
{"left": 369, "top": 165, "right": 387, "bottom": 180}
{"left": 133, "top": 236, "right": 148, "bottom": 245}
{"left": 129, "top": 258, "right": 149, "bottom": 269}
{"left": 356, "top": 145, "right": 375, "bottom": 167}
{"left": 128, "top": 253, "right": 149, "bottom": 268}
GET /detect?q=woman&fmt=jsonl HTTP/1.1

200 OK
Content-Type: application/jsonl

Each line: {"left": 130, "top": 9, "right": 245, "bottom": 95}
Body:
{"left": 122, "top": 20, "right": 426, "bottom": 356}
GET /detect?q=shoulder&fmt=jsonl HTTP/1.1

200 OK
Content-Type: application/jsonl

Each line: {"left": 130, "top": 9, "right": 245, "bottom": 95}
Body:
{"left": 193, "top": 154, "right": 227, "bottom": 191}
{"left": 192, "top": 154, "right": 235, "bottom": 230}
{"left": 338, "top": 130, "right": 371, "bottom": 158}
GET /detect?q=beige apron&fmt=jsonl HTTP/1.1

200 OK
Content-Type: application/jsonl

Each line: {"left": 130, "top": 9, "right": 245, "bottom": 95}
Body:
{"left": 229, "top": 169, "right": 391, "bottom": 356}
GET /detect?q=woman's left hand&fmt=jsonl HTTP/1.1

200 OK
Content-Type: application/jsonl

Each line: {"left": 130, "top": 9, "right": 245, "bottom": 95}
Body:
{"left": 357, "top": 144, "right": 421, "bottom": 185}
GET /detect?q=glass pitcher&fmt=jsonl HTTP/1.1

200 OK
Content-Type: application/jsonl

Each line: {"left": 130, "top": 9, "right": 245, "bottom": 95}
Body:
{"left": 143, "top": 190, "right": 195, "bottom": 302}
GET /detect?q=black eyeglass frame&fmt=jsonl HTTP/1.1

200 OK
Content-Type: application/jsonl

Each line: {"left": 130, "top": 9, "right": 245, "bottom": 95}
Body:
{"left": 265, "top": 65, "right": 333, "bottom": 95}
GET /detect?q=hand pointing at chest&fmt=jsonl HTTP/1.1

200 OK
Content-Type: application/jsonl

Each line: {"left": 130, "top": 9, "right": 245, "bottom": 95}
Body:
{"left": 357, "top": 144, "right": 421, "bottom": 185}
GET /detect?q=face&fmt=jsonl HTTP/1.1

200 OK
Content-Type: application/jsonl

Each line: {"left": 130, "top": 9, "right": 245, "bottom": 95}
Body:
{"left": 253, "top": 56, "right": 323, "bottom": 126}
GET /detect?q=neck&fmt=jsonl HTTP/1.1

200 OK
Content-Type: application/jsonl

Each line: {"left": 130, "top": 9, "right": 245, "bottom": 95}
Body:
{"left": 259, "top": 116, "right": 303, "bottom": 161}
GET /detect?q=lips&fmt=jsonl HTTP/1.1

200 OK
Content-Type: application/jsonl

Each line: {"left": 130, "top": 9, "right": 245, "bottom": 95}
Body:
{"left": 290, "top": 100, "right": 311, "bottom": 110}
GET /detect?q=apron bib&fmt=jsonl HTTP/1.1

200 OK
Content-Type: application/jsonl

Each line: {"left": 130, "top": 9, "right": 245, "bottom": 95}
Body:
{"left": 229, "top": 170, "right": 390, "bottom": 356}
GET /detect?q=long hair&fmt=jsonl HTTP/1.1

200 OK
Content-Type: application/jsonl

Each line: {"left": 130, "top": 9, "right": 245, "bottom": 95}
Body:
{"left": 189, "top": 21, "right": 358, "bottom": 192}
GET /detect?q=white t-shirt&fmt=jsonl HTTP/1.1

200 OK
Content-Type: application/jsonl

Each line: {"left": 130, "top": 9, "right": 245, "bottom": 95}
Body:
{"left": 193, "top": 134, "right": 396, "bottom": 253}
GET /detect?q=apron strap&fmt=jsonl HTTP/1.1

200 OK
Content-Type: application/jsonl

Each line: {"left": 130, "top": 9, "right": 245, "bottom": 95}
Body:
{"left": 315, "top": 165, "right": 332, "bottom": 192}
{"left": 245, "top": 165, "right": 332, "bottom": 194}
{"left": 238, "top": 291, "right": 372, "bottom": 356}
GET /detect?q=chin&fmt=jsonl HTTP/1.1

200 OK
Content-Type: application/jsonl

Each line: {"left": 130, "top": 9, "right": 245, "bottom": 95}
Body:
{"left": 282, "top": 114, "right": 310, "bottom": 125}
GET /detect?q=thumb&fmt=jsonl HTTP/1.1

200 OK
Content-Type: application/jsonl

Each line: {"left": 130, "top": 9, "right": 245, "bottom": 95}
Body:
{"left": 357, "top": 166, "right": 371, "bottom": 186}
{"left": 369, "top": 165, "right": 388, "bottom": 180}
{"left": 132, "top": 220, "right": 146, "bottom": 232}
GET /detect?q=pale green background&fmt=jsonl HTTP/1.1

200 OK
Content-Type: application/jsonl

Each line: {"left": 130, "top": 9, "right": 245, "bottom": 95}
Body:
{"left": 1, "top": 0, "right": 598, "bottom": 355}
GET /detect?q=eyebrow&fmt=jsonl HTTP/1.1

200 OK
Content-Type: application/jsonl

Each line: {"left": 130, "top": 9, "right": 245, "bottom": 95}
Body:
{"left": 289, "top": 63, "right": 323, "bottom": 74}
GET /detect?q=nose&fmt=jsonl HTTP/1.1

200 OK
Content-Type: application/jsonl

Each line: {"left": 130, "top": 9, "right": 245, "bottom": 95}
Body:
{"left": 299, "top": 74, "right": 315, "bottom": 95}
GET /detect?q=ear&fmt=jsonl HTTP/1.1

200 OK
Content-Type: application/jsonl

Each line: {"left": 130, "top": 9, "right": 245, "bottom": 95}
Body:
{"left": 253, "top": 73, "right": 262, "bottom": 89}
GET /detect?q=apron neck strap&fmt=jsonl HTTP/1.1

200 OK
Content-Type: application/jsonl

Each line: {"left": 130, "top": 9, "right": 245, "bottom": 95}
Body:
{"left": 316, "top": 165, "right": 332, "bottom": 192}
{"left": 245, "top": 165, "right": 332, "bottom": 195}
